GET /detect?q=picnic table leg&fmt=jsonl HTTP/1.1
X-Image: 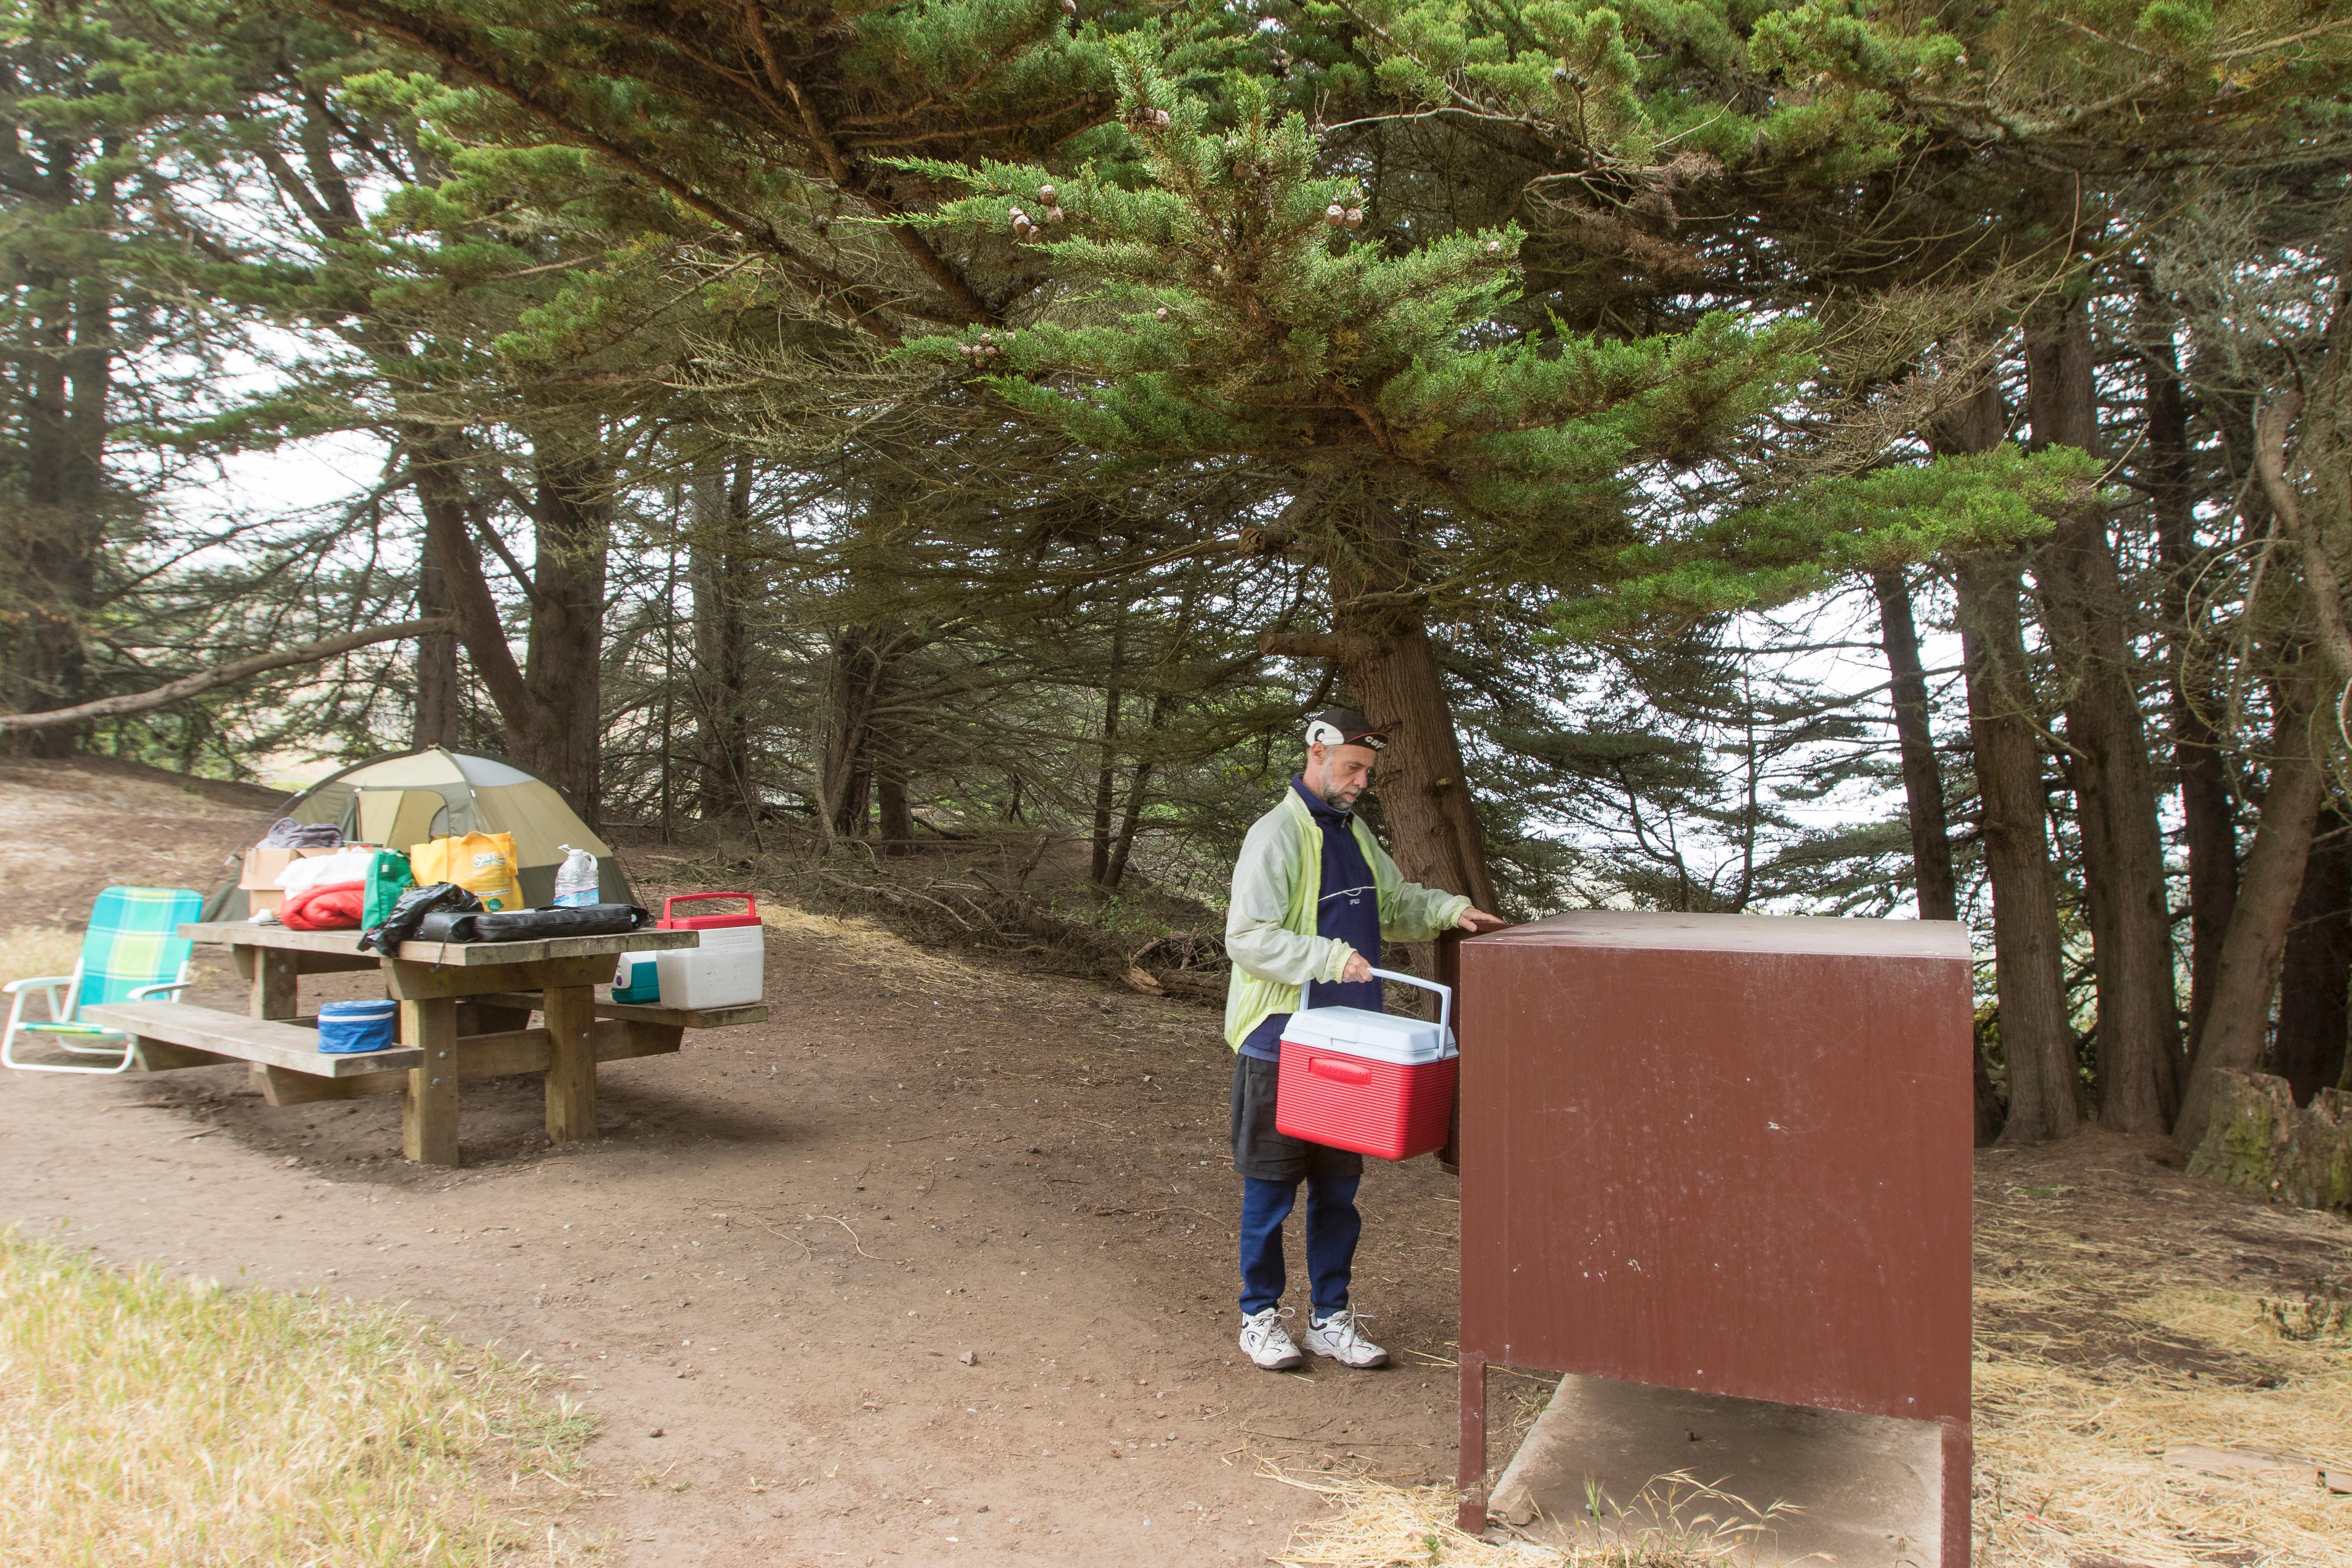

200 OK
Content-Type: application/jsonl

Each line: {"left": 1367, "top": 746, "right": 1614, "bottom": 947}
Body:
{"left": 401, "top": 997, "right": 459, "bottom": 1166}
{"left": 542, "top": 982, "right": 597, "bottom": 1145}
{"left": 239, "top": 947, "right": 300, "bottom": 1020}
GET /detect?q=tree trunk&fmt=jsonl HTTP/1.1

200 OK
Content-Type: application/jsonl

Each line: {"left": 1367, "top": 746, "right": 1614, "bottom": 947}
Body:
{"left": 3, "top": 141, "right": 113, "bottom": 758}
{"left": 408, "top": 432, "right": 607, "bottom": 821}
{"left": 1105, "top": 759, "right": 1155, "bottom": 891}
{"left": 516, "top": 452, "right": 609, "bottom": 824}
{"left": 409, "top": 438, "right": 534, "bottom": 740}
{"left": 411, "top": 518, "right": 460, "bottom": 749}
{"left": 1930, "top": 376, "right": 2018, "bottom": 1145}
{"left": 690, "top": 456, "right": 754, "bottom": 819}
{"left": 1956, "top": 550, "right": 2080, "bottom": 1144}
{"left": 2145, "top": 313, "right": 2239, "bottom": 1058}
{"left": 2274, "top": 816, "right": 2351, "bottom": 1105}
{"left": 876, "top": 768, "right": 914, "bottom": 852}
{"left": 1295, "top": 504, "right": 1498, "bottom": 910}
{"left": 1104, "top": 692, "right": 1174, "bottom": 891}
{"left": 1090, "top": 619, "right": 1127, "bottom": 885}
{"left": 2027, "top": 299, "right": 2180, "bottom": 1131}
{"left": 1871, "top": 568, "right": 1959, "bottom": 922}
{"left": 819, "top": 624, "right": 890, "bottom": 839}
{"left": 1330, "top": 617, "right": 1496, "bottom": 909}
{"left": 2176, "top": 682, "right": 2331, "bottom": 1151}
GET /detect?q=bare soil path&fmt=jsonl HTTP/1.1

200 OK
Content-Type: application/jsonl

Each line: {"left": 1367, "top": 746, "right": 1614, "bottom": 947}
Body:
{"left": 5, "top": 756, "right": 2346, "bottom": 1567}
{"left": 0, "top": 757, "right": 1464, "bottom": 1566}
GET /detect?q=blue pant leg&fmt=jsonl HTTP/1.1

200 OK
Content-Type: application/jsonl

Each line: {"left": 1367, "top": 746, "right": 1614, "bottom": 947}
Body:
{"left": 1238, "top": 1176, "right": 1298, "bottom": 1316}
{"left": 1303, "top": 1172, "right": 1362, "bottom": 1320}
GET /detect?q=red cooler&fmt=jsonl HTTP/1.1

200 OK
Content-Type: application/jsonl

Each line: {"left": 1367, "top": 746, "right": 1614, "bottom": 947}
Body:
{"left": 1275, "top": 968, "right": 1458, "bottom": 1161}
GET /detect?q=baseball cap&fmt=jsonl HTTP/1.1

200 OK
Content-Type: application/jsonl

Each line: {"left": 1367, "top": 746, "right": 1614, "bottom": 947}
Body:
{"left": 1304, "top": 707, "right": 1388, "bottom": 751}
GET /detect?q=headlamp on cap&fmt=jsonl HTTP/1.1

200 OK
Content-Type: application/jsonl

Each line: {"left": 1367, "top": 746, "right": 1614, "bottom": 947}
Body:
{"left": 1305, "top": 708, "right": 1387, "bottom": 752}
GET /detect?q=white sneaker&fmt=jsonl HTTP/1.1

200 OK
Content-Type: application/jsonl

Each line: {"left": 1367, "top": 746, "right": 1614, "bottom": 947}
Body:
{"left": 1304, "top": 1308, "right": 1388, "bottom": 1369}
{"left": 1239, "top": 1307, "right": 1302, "bottom": 1370}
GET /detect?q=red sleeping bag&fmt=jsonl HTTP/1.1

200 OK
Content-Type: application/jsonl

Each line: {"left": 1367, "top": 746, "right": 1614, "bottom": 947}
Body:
{"left": 281, "top": 880, "right": 365, "bottom": 930}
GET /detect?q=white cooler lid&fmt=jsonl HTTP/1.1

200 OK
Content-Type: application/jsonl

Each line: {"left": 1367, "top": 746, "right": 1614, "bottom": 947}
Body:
{"left": 1280, "top": 1005, "right": 1456, "bottom": 1064}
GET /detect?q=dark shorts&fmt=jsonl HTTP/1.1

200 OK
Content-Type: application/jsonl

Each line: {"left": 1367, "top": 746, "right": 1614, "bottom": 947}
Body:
{"left": 1229, "top": 1052, "right": 1366, "bottom": 1185}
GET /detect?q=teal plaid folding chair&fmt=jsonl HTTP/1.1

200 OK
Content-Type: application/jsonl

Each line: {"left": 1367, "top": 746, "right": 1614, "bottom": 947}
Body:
{"left": 3, "top": 886, "right": 204, "bottom": 1075}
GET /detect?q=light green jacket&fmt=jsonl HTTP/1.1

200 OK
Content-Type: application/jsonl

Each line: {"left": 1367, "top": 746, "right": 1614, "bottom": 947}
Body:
{"left": 1222, "top": 786, "right": 1472, "bottom": 1050}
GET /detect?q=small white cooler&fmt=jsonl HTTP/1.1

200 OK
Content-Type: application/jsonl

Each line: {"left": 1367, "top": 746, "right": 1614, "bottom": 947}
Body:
{"left": 612, "top": 892, "right": 765, "bottom": 1009}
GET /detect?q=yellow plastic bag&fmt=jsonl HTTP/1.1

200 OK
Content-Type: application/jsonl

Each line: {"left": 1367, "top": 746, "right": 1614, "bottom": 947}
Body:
{"left": 410, "top": 831, "right": 524, "bottom": 913}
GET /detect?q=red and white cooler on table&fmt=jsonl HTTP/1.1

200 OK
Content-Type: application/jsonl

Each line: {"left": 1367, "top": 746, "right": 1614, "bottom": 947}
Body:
{"left": 1274, "top": 968, "right": 1457, "bottom": 1161}
{"left": 610, "top": 892, "right": 766, "bottom": 1010}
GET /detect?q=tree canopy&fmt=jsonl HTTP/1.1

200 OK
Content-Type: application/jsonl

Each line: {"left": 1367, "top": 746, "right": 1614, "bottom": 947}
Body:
{"left": 6, "top": 0, "right": 2352, "bottom": 1139}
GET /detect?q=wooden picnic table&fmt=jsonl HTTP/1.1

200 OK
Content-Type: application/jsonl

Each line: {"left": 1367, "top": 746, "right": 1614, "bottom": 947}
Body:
{"left": 82, "top": 922, "right": 764, "bottom": 1167}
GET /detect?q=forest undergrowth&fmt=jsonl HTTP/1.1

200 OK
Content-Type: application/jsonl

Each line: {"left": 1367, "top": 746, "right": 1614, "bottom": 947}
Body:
{"left": 626, "top": 821, "right": 1234, "bottom": 1005}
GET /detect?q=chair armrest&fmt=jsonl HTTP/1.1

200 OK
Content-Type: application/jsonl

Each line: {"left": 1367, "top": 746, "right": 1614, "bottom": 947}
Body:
{"left": 4, "top": 975, "right": 71, "bottom": 1023}
{"left": 127, "top": 980, "right": 196, "bottom": 1002}
{"left": 2, "top": 975, "right": 74, "bottom": 995}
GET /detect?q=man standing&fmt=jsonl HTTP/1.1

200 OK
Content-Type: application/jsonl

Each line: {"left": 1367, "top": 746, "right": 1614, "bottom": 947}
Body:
{"left": 1224, "top": 708, "right": 1506, "bottom": 1371}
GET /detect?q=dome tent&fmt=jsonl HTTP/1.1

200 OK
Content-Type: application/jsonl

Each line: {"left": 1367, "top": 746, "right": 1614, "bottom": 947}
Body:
{"left": 201, "top": 747, "right": 633, "bottom": 921}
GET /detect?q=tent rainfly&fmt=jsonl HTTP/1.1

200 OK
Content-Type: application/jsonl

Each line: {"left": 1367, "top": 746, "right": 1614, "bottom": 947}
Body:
{"left": 201, "top": 747, "right": 633, "bottom": 921}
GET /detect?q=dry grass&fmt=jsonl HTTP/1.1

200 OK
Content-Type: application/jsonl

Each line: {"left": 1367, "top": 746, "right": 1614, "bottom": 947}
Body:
{"left": 1277, "top": 1140, "right": 2351, "bottom": 1568}
{"left": 1267, "top": 1464, "right": 1785, "bottom": 1567}
{"left": 0, "top": 924, "right": 86, "bottom": 989}
{"left": 0, "top": 1228, "right": 594, "bottom": 1566}
{"left": 1972, "top": 1148, "right": 2352, "bottom": 1568}
{"left": 754, "top": 901, "right": 995, "bottom": 993}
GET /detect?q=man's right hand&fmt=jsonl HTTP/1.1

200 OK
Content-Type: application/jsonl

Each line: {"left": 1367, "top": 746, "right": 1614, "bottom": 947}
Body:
{"left": 1341, "top": 950, "right": 1374, "bottom": 984}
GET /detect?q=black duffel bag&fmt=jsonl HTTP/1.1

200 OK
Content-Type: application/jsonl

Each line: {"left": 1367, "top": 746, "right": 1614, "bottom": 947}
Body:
{"left": 414, "top": 903, "right": 653, "bottom": 944}
{"left": 359, "top": 882, "right": 483, "bottom": 954}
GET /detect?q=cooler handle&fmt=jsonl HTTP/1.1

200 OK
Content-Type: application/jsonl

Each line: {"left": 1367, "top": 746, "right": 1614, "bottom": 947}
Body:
{"left": 1365, "top": 966, "right": 1451, "bottom": 1039}
{"left": 662, "top": 891, "right": 759, "bottom": 922}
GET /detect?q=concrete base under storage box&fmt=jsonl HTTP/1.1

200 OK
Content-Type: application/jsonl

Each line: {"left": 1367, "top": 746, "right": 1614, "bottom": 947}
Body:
{"left": 1490, "top": 1374, "right": 1950, "bottom": 1567}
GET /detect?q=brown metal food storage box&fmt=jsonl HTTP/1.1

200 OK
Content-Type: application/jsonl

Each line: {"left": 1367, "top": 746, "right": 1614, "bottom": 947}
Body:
{"left": 1451, "top": 911, "right": 1974, "bottom": 1561}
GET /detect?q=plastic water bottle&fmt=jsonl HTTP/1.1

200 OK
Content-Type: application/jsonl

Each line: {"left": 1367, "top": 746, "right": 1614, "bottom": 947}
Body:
{"left": 553, "top": 844, "right": 599, "bottom": 907}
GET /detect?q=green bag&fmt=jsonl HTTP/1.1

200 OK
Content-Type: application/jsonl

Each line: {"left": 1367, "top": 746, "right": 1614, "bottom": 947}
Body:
{"left": 362, "top": 849, "right": 415, "bottom": 929}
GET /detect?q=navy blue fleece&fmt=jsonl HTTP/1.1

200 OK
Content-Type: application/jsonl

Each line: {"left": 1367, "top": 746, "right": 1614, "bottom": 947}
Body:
{"left": 1237, "top": 775, "right": 1384, "bottom": 1060}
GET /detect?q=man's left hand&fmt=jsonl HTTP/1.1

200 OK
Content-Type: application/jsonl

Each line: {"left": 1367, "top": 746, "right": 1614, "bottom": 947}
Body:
{"left": 1456, "top": 906, "right": 1508, "bottom": 934}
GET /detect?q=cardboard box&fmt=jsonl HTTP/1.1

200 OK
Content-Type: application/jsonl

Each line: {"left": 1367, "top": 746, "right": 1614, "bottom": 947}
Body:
{"left": 239, "top": 845, "right": 343, "bottom": 916}
{"left": 239, "top": 843, "right": 339, "bottom": 888}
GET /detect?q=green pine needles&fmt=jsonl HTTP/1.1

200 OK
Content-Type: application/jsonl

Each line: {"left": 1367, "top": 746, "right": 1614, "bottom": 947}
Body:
{"left": 894, "top": 50, "right": 2081, "bottom": 639}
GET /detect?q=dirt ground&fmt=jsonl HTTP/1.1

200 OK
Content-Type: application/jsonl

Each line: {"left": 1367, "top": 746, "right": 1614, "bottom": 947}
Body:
{"left": 0, "top": 756, "right": 1466, "bottom": 1565}
{"left": 2, "top": 754, "right": 2348, "bottom": 1567}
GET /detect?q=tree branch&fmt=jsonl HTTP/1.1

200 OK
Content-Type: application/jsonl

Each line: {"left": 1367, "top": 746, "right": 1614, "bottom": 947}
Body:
{"left": 2254, "top": 392, "right": 2352, "bottom": 689}
{"left": 312, "top": 0, "right": 909, "bottom": 341}
{"left": 0, "top": 620, "right": 452, "bottom": 732}
{"left": 1259, "top": 632, "right": 1343, "bottom": 659}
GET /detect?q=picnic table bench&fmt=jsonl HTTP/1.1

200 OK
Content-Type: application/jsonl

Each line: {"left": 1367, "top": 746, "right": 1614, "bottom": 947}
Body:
{"left": 81, "top": 922, "right": 768, "bottom": 1167}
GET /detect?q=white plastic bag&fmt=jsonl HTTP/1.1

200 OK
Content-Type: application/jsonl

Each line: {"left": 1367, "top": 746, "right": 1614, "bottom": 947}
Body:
{"left": 276, "top": 847, "right": 378, "bottom": 894}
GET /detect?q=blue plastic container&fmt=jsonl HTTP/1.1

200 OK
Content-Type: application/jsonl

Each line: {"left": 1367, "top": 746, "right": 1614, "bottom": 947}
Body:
{"left": 318, "top": 998, "right": 398, "bottom": 1054}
